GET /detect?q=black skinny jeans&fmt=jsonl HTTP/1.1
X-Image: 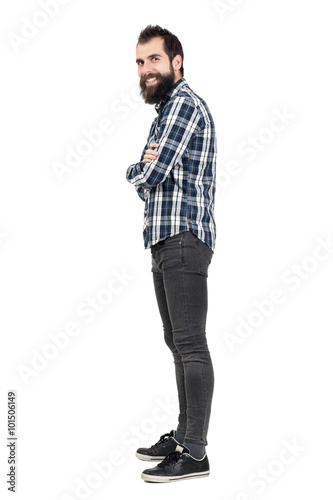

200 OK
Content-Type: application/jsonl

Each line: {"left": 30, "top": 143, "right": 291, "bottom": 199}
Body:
{"left": 151, "top": 230, "right": 214, "bottom": 445}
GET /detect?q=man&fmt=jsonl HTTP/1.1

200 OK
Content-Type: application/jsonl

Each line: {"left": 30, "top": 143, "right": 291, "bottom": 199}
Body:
{"left": 126, "top": 25, "right": 217, "bottom": 483}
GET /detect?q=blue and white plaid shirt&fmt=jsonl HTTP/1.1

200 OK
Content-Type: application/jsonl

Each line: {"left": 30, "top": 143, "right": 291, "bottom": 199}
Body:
{"left": 126, "top": 78, "right": 217, "bottom": 250}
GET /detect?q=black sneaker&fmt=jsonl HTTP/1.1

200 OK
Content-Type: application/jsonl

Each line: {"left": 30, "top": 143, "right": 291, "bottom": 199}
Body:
{"left": 136, "top": 430, "right": 181, "bottom": 461}
{"left": 141, "top": 444, "right": 210, "bottom": 482}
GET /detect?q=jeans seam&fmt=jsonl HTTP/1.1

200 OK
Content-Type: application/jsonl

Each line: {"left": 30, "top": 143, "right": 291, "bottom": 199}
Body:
{"left": 179, "top": 254, "right": 190, "bottom": 438}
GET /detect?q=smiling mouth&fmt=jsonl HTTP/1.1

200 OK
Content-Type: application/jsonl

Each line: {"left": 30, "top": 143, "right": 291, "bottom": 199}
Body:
{"left": 145, "top": 76, "right": 158, "bottom": 86}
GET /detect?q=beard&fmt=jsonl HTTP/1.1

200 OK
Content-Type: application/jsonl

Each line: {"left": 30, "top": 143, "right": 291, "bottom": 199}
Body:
{"left": 140, "top": 65, "right": 176, "bottom": 105}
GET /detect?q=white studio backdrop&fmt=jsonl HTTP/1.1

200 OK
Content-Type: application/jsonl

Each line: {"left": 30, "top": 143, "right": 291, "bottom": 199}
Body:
{"left": 0, "top": 0, "right": 332, "bottom": 499}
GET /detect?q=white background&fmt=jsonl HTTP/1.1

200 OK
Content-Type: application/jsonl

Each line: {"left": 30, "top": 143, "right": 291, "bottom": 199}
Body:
{"left": 1, "top": 0, "right": 332, "bottom": 499}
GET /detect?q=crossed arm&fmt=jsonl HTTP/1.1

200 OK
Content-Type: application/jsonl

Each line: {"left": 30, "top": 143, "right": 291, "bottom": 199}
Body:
{"left": 131, "top": 143, "right": 159, "bottom": 202}
{"left": 126, "top": 96, "right": 202, "bottom": 199}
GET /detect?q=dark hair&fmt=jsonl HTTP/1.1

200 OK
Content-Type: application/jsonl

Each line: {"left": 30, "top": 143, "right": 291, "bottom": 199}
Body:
{"left": 137, "top": 25, "right": 184, "bottom": 77}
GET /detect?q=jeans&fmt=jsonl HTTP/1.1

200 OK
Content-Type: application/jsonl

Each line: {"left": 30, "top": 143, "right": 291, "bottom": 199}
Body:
{"left": 150, "top": 230, "right": 214, "bottom": 445}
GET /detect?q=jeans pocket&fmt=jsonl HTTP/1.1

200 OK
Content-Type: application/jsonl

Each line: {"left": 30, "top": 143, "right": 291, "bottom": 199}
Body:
{"left": 197, "top": 239, "right": 213, "bottom": 277}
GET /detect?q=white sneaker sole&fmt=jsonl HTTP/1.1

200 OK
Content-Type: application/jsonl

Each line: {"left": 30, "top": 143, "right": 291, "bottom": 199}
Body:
{"left": 136, "top": 452, "right": 166, "bottom": 461}
{"left": 141, "top": 470, "right": 210, "bottom": 482}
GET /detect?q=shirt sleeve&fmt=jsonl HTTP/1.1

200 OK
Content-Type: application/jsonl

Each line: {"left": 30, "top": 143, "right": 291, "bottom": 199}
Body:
{"left": 135, "top": 186, "right": 147, "bottom": 201}
{"left": 125, "top": 96, "right": 202, "bottom": 189}
{"left": 127, "top": 130, "right": 152, "bottom": 201}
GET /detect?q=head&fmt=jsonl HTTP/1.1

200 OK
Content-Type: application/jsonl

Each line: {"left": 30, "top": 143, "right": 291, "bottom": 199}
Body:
{"left": 136, "top": 25, "right": 184, "bottom": 105}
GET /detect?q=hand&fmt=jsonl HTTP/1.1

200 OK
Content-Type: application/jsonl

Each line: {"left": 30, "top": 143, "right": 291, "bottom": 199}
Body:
{"left": 142, "top": 142, "right": 159, "bottom": 163}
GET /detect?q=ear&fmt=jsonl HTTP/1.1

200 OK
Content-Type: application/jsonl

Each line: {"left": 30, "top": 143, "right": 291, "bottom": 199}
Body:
{"left": 172, "top": 54, "right": 182, "bottom": 72}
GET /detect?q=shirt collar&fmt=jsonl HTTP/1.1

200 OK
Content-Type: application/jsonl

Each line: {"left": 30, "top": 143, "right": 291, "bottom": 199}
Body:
{"left": 155, "top": 78, "right": 187, "bottom": 114}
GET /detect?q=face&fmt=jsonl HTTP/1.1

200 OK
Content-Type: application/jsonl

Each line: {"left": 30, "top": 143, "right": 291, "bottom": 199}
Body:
{"left": 136, "top": 37, "right": 182, "bottom": 105}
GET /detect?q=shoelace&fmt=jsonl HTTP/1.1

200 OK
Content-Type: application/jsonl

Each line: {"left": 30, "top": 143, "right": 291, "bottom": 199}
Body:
{"left": 154, "top": 432, "right": 172, "bottom": 446}
{"left": 158, "top": 451, "right": 182, "bottom": 468}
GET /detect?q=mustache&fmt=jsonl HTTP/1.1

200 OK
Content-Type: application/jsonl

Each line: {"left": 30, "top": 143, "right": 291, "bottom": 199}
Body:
{"left": 141, "top": 73, "right": 160, "bottom": 83}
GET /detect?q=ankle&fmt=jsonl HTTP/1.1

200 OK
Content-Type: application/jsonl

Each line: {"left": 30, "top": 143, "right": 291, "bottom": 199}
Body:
{"left": 183, "top": 441, "right": 206, "bottom": 460}
{"left": 174, "top": 430, "right": 185, "bottom": 443}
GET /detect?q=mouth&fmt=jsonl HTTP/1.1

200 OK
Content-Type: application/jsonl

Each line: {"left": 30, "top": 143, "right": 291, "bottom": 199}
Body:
{"left": 145, "top": 76, "right": 158, "bottom": 86}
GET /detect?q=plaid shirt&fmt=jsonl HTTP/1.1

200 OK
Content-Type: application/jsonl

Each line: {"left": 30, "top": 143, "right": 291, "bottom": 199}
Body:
{"left": 126, "top": 78, "right": 217, "bottom": 250}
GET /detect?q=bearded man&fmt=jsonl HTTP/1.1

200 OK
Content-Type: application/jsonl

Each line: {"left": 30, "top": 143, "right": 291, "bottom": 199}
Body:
{"left": 126, "top": 25, "right": 217, "bottom": 483}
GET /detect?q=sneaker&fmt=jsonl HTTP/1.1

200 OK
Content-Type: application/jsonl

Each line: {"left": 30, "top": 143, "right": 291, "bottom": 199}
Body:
{"left": 141, "top": 444, "right": 210, "bottom": 482}
{"left": 136, "top": 430, "right": 181, "bottom": 461}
